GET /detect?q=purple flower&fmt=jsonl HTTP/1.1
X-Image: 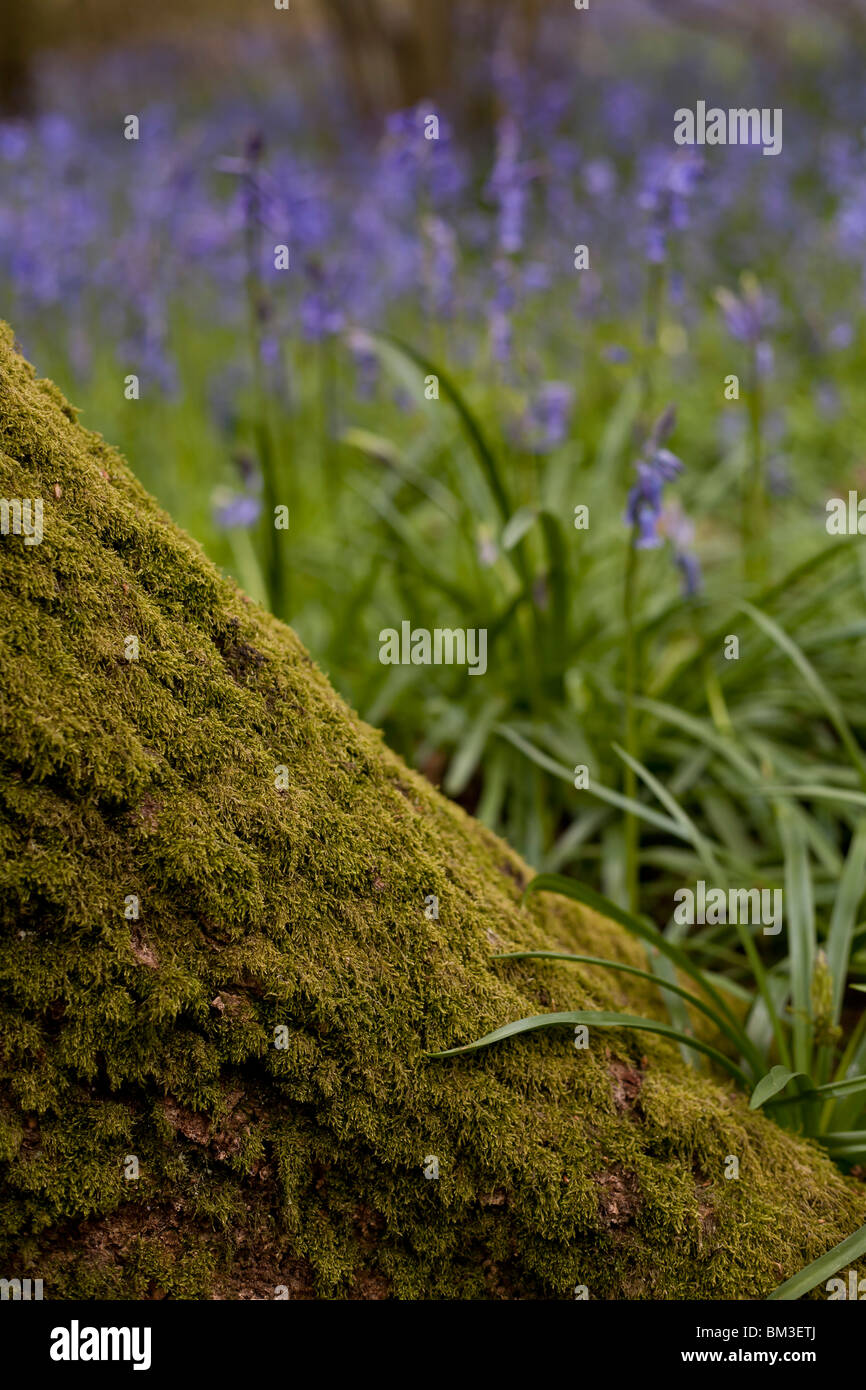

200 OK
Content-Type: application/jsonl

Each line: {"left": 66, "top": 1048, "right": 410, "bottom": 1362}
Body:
{"left": 423, "top": 215, "right": 457, "bottom": 317}
{"left": 300, "top": 260, "right": 344, "bottom": 340}
{"left": 716, "top": 279, "right": 777, "bottom": 345}
{"left": 828, "top": 321, "right": 853, "bottom": 350}
{"left": 626, "top": 463, "right": 665, "bottom": 548}
{"left": 487, "top": 117, "right": 529, "bottom": 256}
{"left": 675, "top": 550, "right": 702, "bottom": 598}
{"left": 583, "top": 159, "right": 616, "bottom": 198}
{"left": 768, "top": 459, "right": 793, "bottom": 498}
{"left": 660, "top": 502, "right": 702, "bottom": 597}
{"left": 347, "top": 329, "right": 380, "bottom": 400}
{"left": 520, "top": 382, "right": 574, "bottom": 453}
{"left": 213, "top": 492, "right": 262, "bottom": 529}
{"left": 625, "top": 415, "right": 684, "bottom": 550}
{"left": 523, "top": 262, "right": 551, "bottom": 292}
{"left": 489, "top": 310, "right": 512, "bottom": 364}
{"left": 638, "top": 150, "right": 704, "bottom": 263}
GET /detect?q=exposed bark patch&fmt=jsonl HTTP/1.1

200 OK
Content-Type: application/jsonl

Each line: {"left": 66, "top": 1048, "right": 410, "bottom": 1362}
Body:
{"left": 162, "top": 1098, "right": 211, "bottom": 1146}
{"left": 214, "top": 619, "right": 268, "bottom": 685}
{"left": 215, "top": 1258, "right": 316, "bottom": 1301}
{"left": 499, "top": 859, "right": 526, "bottom": 889}
{"left": 212, "top": 989, "right": 256, "bottom": 1022}
{"left": 161, "top": 1094, "right": 256, "bottom": 1162}
{"left": 596, "top": 1166, "right": 641, "bottom": 1228}
{"left": 349, "top": 1270, "right": 390, "bottom": 1300}
{"left": 129, "top": 794, "right": 161, "bottom": 833}
{"left": 608, "top": 1053, "right": 645, "bottom": 1117}
{"left": 352, "top": 1204, "right": 385, "bottom": 1250}
{"left": 692, "top": 1160, "right": 717, "bottom": 1245}
{"left": 479, "top": 1187, "right": 508, "bottom": 1207}
{"left": 129, "top": 927, "right": 158, "bottom": 969}
{"left": 482, "top": 1258, "right": 521, "bottom": 1299}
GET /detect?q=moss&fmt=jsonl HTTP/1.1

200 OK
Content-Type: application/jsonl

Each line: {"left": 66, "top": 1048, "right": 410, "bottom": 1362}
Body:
{"left": 0, "top": 319, "right": 863, "bottom": 1299}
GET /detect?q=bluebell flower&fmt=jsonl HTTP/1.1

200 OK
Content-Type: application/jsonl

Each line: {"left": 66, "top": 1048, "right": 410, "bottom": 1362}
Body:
{"left": 520, "top": 382, "right": 574, "bottom": 453}
{"left": 213, "top": 491, "right": 262, "bottom": 529}
{"left": 638, "top": 150, "right": 704, "bottom": 263}
{"left": 486, "top": 117, "right": 528, "bottom": 256}
{"left": 716, "top": 277, "right": 776, "bottom": 345}
{"left": 625, "top": 409, "right": 684, "bottom": 549}
{"left": 489, "top": 310, "right": 512, "bottom": 364}
{"left": 828, "top": 321, "right": 853, "bottom": 350}
{"left": 675, "top": 550, "right": 702, "bottom": 598}
{"left": 767, "top": 459, "right": 793, "bottom": 498}
{"left": 423, "top": 215, "right": 457, "bottom": 317}
{"left": 523, "top": 262, "right": 552, "bottom": 292}
{"left": 583, "top": 159, "right": 616, "bottom": 198}
{"left": 301, "top": 260, "right": 345, "bottom": 340}
{"left": 660, "top": 502, "right": 702, "bottom": 597}
{"left": 347, "top": 329, "right": 380, "bottom": 400}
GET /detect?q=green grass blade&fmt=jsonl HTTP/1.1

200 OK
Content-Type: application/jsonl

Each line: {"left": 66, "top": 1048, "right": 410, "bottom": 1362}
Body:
{"left": 777, "top": 800, "right": 816, "bottom": 1075}
{"left": 494, "top": 949, "right": 752, "bottom": 1061}
{"left": 428, "top": 1008, "right": 752, "bottom": 1084}
{"left": 749, "top": 1065, "right": 812, "bottom": 1110}
{"left": 444, "top": 697, "right": 505, "bottom": 797}
{"left": 634, "top": 697, "right": 761, "bottom": 784}
{"left": 655, "top": 544, "right": 848, "bottom": 701}
{"left": 825, "top": 818, "right": 866, "bottom": 1024}
{"left": 381, "top": 334, "right": 513, "bottom": 523}
{"left": 522, "top": 873, "right": 761, "bottom": 1069}
{"left": 740, "top": 600, "right": 866, "bottom": 788}
{"left": 764, "top": 1073, "right": 866, "bottom": 1106}
{"left": 747, "top": 785, "right": 866, "bottom": 809}
{"left": 495, "top": 726, "right": 686, "bottom": 837}
{"left": 767, "top": 1222, "right": 866, "bottom": 1300}
{"left": 612, "top": 741, "right": 723, "bottom": 878}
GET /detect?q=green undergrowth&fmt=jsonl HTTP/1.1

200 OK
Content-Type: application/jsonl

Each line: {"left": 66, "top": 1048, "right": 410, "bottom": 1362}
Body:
{"left": 0, "top": 321, "right": 863, "bottom": 1299}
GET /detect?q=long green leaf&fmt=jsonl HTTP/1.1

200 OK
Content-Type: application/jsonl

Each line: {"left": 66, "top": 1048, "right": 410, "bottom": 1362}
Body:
{"left": 428, "top": 1008, "right": 751, "bottom": 1085}
{"left": 612, "top": 741, "right": 723, "bottom": 878}
{"left": 764, "top": 1073, "right": 866, "bottom": 1106}
{"left": 740, "top": 601, "right": 866, "bottom": 788}
{"left": 381, "top": 334, "right": 513, "bottom": 523}
{"left": 825, "top": 818, "right": 866, "bottom": 1024}
{"left": 495, "top": 726, "right": 687, "bottom": 837}
{"left": 444, "top": 697, "right": 505, "bottom": 797}
{"left": 777, "top": 800, "right": 815, "bottom": 1076}
{"left": 522, "top": 873, "right": 762, "bottom": 1071}
{"left": 750, "top": 1065, "right": 812, "bottom": 1110}
{"left": 494, "top": 949, "right": 752, "bottom": 1062}
{"left": 656, "top": 544, "right": 848, "bottom": 701}
{"left": 768, "top": 1222, "right": 866, "bottom": 1300}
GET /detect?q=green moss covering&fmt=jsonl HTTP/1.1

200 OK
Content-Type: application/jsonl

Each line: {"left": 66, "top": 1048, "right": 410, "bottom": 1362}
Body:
{"left": 0, "top": 321, "right": 863, "bottom": 1300}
